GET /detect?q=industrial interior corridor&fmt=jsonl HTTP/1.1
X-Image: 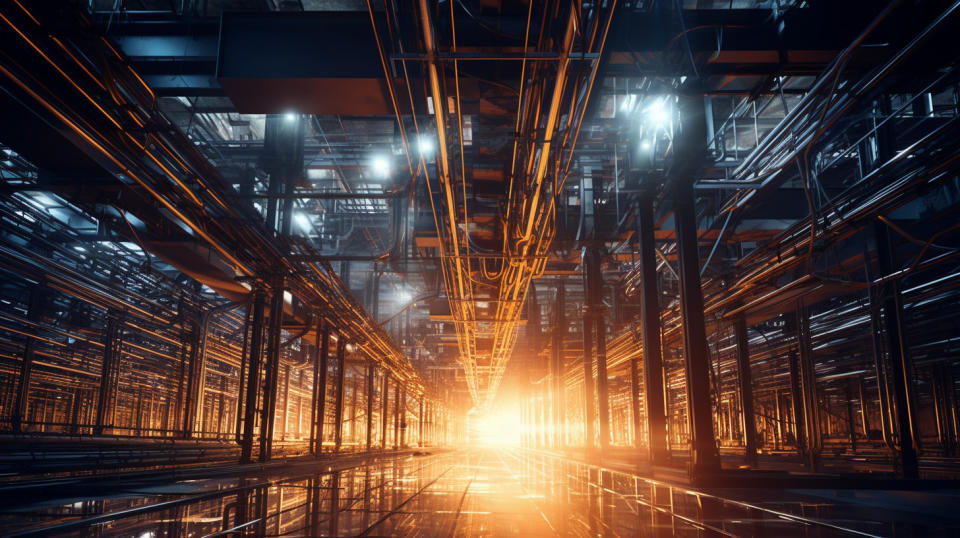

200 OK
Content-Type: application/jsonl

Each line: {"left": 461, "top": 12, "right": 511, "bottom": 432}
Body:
{"left": 2, "top": 0, "right": 960, "bottom": 536}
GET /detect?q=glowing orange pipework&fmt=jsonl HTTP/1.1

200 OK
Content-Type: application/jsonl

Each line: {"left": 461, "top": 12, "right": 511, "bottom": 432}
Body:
{"left": 517, "top": 8, "right": 577, "bottom": 247}
{"left": 417, "top": 0, "right": 467, "bottom": 299}
{"left": 416, "top": 0, "right": 485, "bottom": 401}
{"left": 0, "top": 57, "right": 253, "bottom": 276}
{"left": 0, "top": 12, "right": 122, "bottom": 131}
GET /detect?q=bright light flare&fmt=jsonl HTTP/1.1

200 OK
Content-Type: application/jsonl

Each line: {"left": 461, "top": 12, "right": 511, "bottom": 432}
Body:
{"left": 284, "top": 112, "right": 298, "bottom": 123}
{"left": 294, "top": 213, "right": 311, "bottom": 231}
{"left": 418, "top": 136, "right": 434, "bottom": 156}
{"left": 371, "top": 156, "right": 390, "bottom": 178}
{"left": 645, "top": 98, "right": 670, "bottom": 127}
{"left": 468, "top": 409, "right": 523, "bottom": 446}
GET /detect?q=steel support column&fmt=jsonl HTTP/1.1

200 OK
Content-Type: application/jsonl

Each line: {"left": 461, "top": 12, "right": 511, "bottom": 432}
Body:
{"left": 795, "top": 302, "right": 822, "bottom": 470}
{"left": 393, "top": 382, "right": 401, "bottom": 449}
{"left": 399, "top": 386, "right": 407, "bottom": 448}
{"left": 366, "top": 361, "right": 375, "bottom": 449}
{"left": 11, "top": 282, "right": 43, "bottom": 433}
{"left": 381, "top": 374, "right": 390, "bottom": 449}
{"left": 258, "top": 280, "right": 285, "bottom": 462}
{"left": 581, "top": 293, "right": 597, "bottom": 452}
{"left": 333, "top": 336, "right": 346, "bottom": 451}
{"left": 874, "top": 222, "right": 919, "bottom": 478}
{"left": 241, "top": 289, "right": 266, "bottom": 463}
{"left": 630, "top": 358, "right": 643, "bottom": 451}
{"left": 182, "top": 320, "right": 203, "bottom": 439}
{"left": 734, "top": 317, "right": 758, "bottom": 465}
{"left": 788, "top": 348, "right": 806, "bottom": 456}
{"left": 595, "top": 316, "right": 611, "bottom": 450}
{"left": 279, "top": 365, "right": 290, "bottom": 441}
{"left": 637, "top": 194, "right": 668, "bottom": 464}
{"left": 418, "top": 397, "right": 424, "bottom": 447}
{"left": 933, "top": 364, "right": 957, "bottom": 456}
{"left": 673, "top": 175, "right": 720, "bottom": 477}
{"left": 94, "top": 313, "right": 123, "bottom": 436}
{"left": 552, "top": 282, "right": 566, "bottom": 448}
{"left": 348, "top": 374, "right": 359, "bottom": 446}
{"left": 310, "top": 320, "right": 330, "bottom": 455}
{"left": 585, "top": 247, "right": 611, "bottom": 451}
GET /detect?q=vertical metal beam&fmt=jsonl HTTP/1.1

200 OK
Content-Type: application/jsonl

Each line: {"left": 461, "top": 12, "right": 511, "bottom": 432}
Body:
{"left": 846, "top": 379, "right": 858, "bottom": 453}
{"left": 857, "top": 376, "right": 871, "bottom": 438}
{"left": 637, "top": 194, "right": 668, "bottom": 464}
{"left": 399, "top": 386, "right": 407, "bottom": 448}
{"left": 69, "top": 387, "right": 82, "bottom": 435}
{"left": 874, "top": 222, "right": 919, "bottom": 478}
{"left": 11, "top": 282, "right": 43, "bottom": 433}
{"left": 240, "top": 286, "right": 266, "bottom": 463}
{"left": 241, "top": 289, "right": 266, "bottom": 463}
{"left": 630, "top": 358, "right": 643, "bottom": 450}
{"left": 366, "top": 361, "right": 375, "bottom": 450}
{"left": 795, "top": 301, "right": 822, "bottom": 470}
{"left": 315, "top": 321, "right": 331, "bottom": 455}
{"left": 349, "top": 374, "right": 359, "bottom": 445}
{"left": 552, "top": 282, "right": 566, "bottom": 448}
{"left": 673, "top": 175, "right": 720, "bottom": 476}
{"left": 425, "top": 402, "right": 431, "bottom": 446}
{"left": 581, "top": 293, "right": 596, "bottom": 451}
{"left": 381, "top": 374, "right": 390, "bottom": 449}
{"left": 787, "top": 348, "right": 806, "bottom": 456}
{"left": 933, "top": 364, "right": 957, "bottom": 456}
{"left": 334, "top": 336, "right": 346, "bottom": 451}
{"left": 94, "top": 313, "right": 123, "bottom": 436}
{"left": 185, "top": 303, "right": 241, "bottom": 439}
{"left": 181, "top": 321, "right": 202, "bottom": 439}
{"left": 586, "top": 247, "right": 611, "bottom": 450}
{"left": 418, "top": 397, "right": 425, "bottom": 447}
{"left": 259, "top": 280, "right": 285, "bottom": 462}
{"left": 279, "top": 364, "right": 291, "bottom": 441}
{"left": 393, "top": 381, "right": 401, "bottom": 449}
{"left": 734, "top": 316, "right": 758, "bottom": 465}
{"left": 235, "top": 307, "right": 252, "bottom": 444}
{"left": 595, "top": 314, "right": 611, "bottom": 450}
{"left": 308, "top": 320, "right": 324, "bottom": 455}
{"left": 217, "top": 378, "right": 226, "bottom": 437}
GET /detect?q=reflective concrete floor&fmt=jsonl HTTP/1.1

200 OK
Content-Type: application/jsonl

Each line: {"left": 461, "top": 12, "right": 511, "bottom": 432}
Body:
{"left": 2, "top": 448, "right": 959, "bottom": 536}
